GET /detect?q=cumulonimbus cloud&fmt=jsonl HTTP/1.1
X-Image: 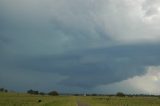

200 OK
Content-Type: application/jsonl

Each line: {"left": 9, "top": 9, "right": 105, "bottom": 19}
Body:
{"left": 1, "top": 0, "right": 160, "bottom": 92}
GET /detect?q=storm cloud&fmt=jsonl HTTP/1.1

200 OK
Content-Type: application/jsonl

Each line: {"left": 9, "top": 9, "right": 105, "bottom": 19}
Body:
{"left": 1, "top": 0, "right": 160, "bottom": 93}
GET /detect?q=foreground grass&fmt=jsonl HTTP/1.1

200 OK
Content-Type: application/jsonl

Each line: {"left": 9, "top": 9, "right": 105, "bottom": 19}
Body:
{"left": 0, "top": 92, "right": 76, "bottom": 106}
{"left": 78, "top": 96, "right": 160, "bottom": 106}
{"left": 1, "top": 92, "right": 160, "bottom": 106}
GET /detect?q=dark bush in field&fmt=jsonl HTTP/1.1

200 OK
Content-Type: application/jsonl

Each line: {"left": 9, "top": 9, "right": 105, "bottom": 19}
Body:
{"left": 48, "top": 91, "right": 59, "bottom": 96}
{"left": 116, "top": 92, "right": 125, "bottom": 97}
{"left": 27, "top": 89, "right": 39, "bottom": 95}
{"left": 38, "top": 100, "right": 42, "bottom": 103}
{"left": 0, "top": 88, "right": 4, "bottom": 92}
{"left": 74, "top": 94, "right": 80, "bottom": 96}
{"left": 4, "top": 89, "right": 8, "bottom": 92}
{"left": 91, "top": 94, "right": 98, "bottom": 96}
{"left": 0, "top": 88, "right": 8, "bottom": 93}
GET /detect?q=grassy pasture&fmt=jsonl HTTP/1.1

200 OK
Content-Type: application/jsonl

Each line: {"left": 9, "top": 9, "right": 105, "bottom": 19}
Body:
{"left": 0, "top": 92, "right": 160, "bottom": 106}
{"left": 78, "top": 96, "right": 160, "bottom": 106}
{"left": 0, "top": 92, "right": 76, "bottom": 106}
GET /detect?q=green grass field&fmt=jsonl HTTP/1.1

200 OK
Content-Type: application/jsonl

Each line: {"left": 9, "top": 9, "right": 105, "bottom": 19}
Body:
{"left": 0, "top": 92, "right": 76, "bottom": 106}
{"left": 78, "top": 96, "right": 160, "bottom": 106}
{"left": 0, "top": 92, "right": 160, "bottom": 106}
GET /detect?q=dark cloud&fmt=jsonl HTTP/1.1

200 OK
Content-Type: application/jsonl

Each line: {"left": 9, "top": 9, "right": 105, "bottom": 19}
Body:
{"left": 2, "top": 44, "right": 158, "bottom": 89}
{"left": 1, "top": 0, "right": 160, "bottom": 92}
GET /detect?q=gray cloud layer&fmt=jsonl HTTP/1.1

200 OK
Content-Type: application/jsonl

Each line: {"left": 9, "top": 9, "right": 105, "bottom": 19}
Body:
{"left": 1, "top": 0, "right": 160, "bottom": 92}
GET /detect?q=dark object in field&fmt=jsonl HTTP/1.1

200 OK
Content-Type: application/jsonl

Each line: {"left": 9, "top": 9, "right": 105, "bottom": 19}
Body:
{"left": 27, "top": 89, "right": 39, "bottom": 95}
{"left": 38, "top": 100, "right": 42, "bottom": 103}
{"left": 48, "top": 91, "right": 59, "bottom": 96}
{"left": 0, "top": 88, "right": 8, "bottom": 93}
{"left": 116, "top": 92, "right": 125, "bottom": 97}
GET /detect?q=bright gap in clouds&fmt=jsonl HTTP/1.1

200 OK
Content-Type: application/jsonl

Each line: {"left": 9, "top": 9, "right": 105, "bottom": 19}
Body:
{"left": 96, "top": 66, "right": 160, "bottom": 95}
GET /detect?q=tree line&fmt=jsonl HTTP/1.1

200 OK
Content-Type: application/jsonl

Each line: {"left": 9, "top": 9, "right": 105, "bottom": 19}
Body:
{"left": 1, "top": 88, "right": 160, "bottom": 97}
{"left": 0, "top": 87, "right": 59, "bottom": 96}
{"left": 0, "top": 88, "right": 8, "bottom": 93}
{"left": 27, "top": 89, "right": 59, "bottom": 96}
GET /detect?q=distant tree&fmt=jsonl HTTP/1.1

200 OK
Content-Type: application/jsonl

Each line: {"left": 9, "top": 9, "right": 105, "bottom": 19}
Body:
{"left": 34, "top": 90, "right": 39, "bottom": 95}
{"left": 74, "top": 94, "right": 80, "bottom": 96}
{"left": 27, "top": 89, "right": 33, "bottom": 94}
{"left": 27, "top": 89, "right": 39, "bottom": 95}
{"left": 0, "top": 88, "right": 4, "bottom": 92}
{"left": 91, "top": 93, "right": 97, "bottom": 96}
{"left": 48, "top": 91, "right": 59, "bottom": 96}
{"left": 0, "top": 88, "right": 8, "bottom": 93}
{"left": 116, "top": 92, "right": 125, "bottom": 97}
{"left": 4, "top": 89, "right": 8, "bottom": 93}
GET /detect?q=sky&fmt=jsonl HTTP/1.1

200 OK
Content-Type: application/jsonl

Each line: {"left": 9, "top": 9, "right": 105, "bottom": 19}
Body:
{"left": 0, "top": 0, "right": 160, "bottom": 95}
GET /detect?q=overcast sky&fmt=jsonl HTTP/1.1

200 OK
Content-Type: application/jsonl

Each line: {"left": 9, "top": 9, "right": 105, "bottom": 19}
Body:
{"left": 1, "top": 0, "right": 160, "bottom": 94}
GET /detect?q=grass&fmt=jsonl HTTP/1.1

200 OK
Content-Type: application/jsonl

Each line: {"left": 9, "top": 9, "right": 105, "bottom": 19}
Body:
{"left": 0, "top": 92, "right": 160, "bottom": 106}
{"left": 78, "top": 96, "right": 160, "bottom": 106}
{"left": 0, "top": 92, "right": 76, "bottom": 106}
